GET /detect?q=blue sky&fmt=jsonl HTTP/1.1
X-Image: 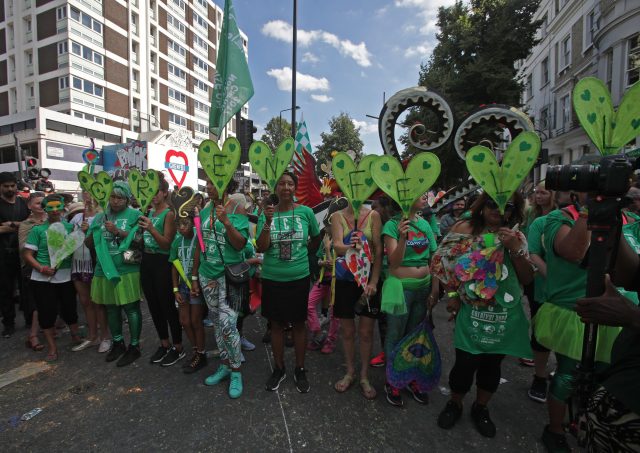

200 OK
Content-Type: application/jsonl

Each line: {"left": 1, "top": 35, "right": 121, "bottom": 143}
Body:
{"left": 227, "top": 0, "right": 457, "bottom": 154}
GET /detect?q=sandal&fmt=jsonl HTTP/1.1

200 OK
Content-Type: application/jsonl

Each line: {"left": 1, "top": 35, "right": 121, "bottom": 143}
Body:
{"left": 360, "top": 378, "right": 377, "bottom": 400}
{"left": 334, "top": 374, "right": 355, "bottom": 393}
{"left": 25, "top": 335, "right": 44, "bottom": 352}
{"left": 45, "top": 352, "right": 58, "bottom": 362}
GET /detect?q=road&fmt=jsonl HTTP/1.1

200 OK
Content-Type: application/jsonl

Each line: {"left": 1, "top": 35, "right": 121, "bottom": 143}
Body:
{"left": 0, "top": 301, "right": 554, "bottom": 452}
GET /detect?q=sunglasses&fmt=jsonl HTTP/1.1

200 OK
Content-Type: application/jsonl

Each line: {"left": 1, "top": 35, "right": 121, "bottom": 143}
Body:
{"left": 485, "top": 199, "right": 515, "bottom": 212}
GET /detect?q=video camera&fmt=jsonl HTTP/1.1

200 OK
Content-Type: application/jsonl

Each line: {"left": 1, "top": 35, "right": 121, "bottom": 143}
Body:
{"left": 545, "top": 154, "right": 639, "bottom": 196}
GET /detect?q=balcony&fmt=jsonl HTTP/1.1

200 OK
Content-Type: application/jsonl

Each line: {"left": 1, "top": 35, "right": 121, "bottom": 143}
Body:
{"left": 132, "top": 80, "right": 139, "bottom": 92}
{"left": 168, "top": 98, "right": 187, "bottom": 111}
{"left": 150, "top": 60, "right": 156, "bottom": 72}
{"left": 150, "top": 88, "right": 157, "bottom": 100}
{"left": 79, "top": 0, "right": 102, "bottom": 15}
{"left": 27, "top": 98, "right": 36, "bottom": 110}
{"left": 24, "top": 31, "right": 33, "bottom": 43}
{"left": 132, "top": 24, "right": 138, "bottom": 36}
{"left": 70, "top": 90, "right": 105, "bottom": 111}
{"left": 25, "top": 63, "right": 34, "bottom": 76}
{"left": 68, "top": 54, "right": 105, "bottom": 78}
{"left": 167, "top": 47, "right": 186, "bottom": 66}
{"left": 69, "top": 22, "right": 103, "bottom": 47}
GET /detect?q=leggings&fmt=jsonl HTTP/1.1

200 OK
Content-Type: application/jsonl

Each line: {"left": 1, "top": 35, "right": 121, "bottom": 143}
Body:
{"left": 106, "top": 302, "right": 142, "bottom": 346}
{"left": 141, "top": 252, "right": 181, "bottom": 344}
{"left": 32, "top": 280, "right": 78, "bottom": 329}
{"left": 449, "top": 348, "right": 506, "bottom": 394}
{"left": 201, "top": 274, "right": 242, "bottom": 369}
{"left": 307, "top": 282, "right": 340, "bottom": 342}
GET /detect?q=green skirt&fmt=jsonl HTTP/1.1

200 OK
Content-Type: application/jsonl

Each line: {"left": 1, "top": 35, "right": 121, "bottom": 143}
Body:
{"left": 534, "top": 303, "right": 621, "bottom": 363}
{"left": 91, "top": 272, "right": 141, "bottom": 306}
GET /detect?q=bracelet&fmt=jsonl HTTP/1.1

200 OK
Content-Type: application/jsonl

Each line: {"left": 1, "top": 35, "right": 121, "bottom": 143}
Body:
{"left": 509, "top": 248, "right": 528, "bottom": 258}
{"left": 173, "top": 287, "right": 179, "bottom": 293}
{"left": 447, "top": 291, "right": 458, "bottom": 298}
{"left": 191, "top": 275, "right": 199, "bottom": 281}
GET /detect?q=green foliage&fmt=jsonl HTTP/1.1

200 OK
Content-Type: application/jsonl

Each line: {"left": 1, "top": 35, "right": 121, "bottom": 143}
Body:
{"left": 315, "top": 113, "right": 364, "bottom": 175}
{"left": 260, "top": 116, "right": 292, "bottom": 151}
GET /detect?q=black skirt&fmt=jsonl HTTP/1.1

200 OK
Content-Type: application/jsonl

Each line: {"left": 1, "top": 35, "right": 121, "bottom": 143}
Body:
{"left": 261, "top": 276, "right": 310, "bottom": 323}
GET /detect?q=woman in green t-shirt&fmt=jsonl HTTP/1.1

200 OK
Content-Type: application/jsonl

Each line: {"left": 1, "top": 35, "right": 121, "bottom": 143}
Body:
{"left": 23, "top": 194, "right": 81, "bottom": 362}
{"left": 192, "top": 178, "right": 249, "bottom": 399}
{"left": 431, "top": 192, "right": 533, "bottom": 438}
{"left": 139, "top": 174, "right": 182, "bottom": 366}
{"left": 85, "top": 181, "right": 143, "bottom": 367}
{"left": 256, "top": 172, "right": 321, "bottom": 394}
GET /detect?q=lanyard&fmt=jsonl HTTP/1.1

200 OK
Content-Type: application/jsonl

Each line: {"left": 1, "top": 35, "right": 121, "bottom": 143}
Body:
{"left": 180, "top": 235, "right": 196, "bottom": 272}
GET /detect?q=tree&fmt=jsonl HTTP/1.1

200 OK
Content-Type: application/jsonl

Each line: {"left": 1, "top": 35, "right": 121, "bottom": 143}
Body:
{"left": 260, "top": 116, "right": 292, "bottom": 151}
{"left": 402, "top": 0, "right": 542, "bottom": 187}
{"left": 315, "top": 113, "right": 364, "bottom": 174}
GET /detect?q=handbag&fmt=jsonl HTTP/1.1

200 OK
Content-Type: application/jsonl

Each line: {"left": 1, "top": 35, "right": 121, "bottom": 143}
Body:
{"left": 225, "top": 261, "right": 251, "bottom": 284}
{"left": 122, "top": 227, "right": 144, "bottom": 265}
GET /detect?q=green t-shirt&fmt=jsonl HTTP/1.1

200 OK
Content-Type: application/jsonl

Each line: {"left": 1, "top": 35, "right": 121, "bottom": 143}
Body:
{"left": 382, "top": 216, "right": 437, "bottom": 267}
{"left": 199, "top": 205, "right": 249, "bottom": 279}
{"left": 527, "top": 215, "right": 547, "bottom": 303}
{"left": 168, "top": 231, "right": 197, "bottom": 282}
{"left": 143, "top": 208, "right": 171, "bottom": 255}
{"left": 542, "top": 209, "right": 586, "bottom": 310}
{"left": 89, "top": 208, "right": 142, "bottom": 277}
{"left": 257, "top": 205, "right": 320, "bottom": 282}
{"left": 25, "top": 221, "right": 73, "bottom": 269}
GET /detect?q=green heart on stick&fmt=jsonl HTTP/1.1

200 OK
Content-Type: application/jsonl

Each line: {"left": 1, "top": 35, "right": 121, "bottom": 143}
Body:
{"left": 465, "top": 131, "right": 541, "bottom": 214}
{"left": 371, "top": 152, "right": 441, "bottom": 218}
{"left": 128, "top": 169, "right": 160, "bottom": 212}
{"left": 78, "top": 170, "right": 113, "bottom": 211}
{"left": 572, "top": 77, "right": 640, "bottom": 155}
{"left": 249, "top": 138, "right": 295, "bottom": 191}
{"left": 198, "top": 137, "right": 241, "bottom": 198}
{"left": 332, "top": 152, "right": 379, "bottom": 218}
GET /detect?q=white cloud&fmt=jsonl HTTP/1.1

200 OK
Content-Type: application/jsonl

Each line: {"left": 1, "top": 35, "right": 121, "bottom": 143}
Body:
{"left": 352, "top": 119, "right": 378, "bottom": 135}
{"left": 311, "top": 94, "right": 334, "bottom": 103}
{"left": 266, "top": 67, "right": 330, "bottom": 92}
{"left": 404, "top": 43, "right": 433, "bottom": 58}
{"left": 258, "top": 106, "right": 268, "bottom": 113}
{"left": 376, "top": 6, "right": 389, "bottom": 16}
{"left": 262, "top": 20, "right": 372, "bottom": 67}
{"left": 395, "top": 0, "right": 456, "bottom": 61}
{"left": 302, "top": 52, "right": 319, "bottom": 64}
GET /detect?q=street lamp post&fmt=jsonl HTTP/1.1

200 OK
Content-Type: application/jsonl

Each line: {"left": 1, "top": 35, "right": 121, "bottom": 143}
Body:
{"left": 279, "top": 106, "right": 300, "bottom": 141}
{"left": 292, "top": 0, "right": 298, "bottom": 137}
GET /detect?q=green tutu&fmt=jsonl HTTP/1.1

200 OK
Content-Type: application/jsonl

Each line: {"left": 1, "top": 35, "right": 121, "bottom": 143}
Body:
{"left": 534, "top": 303, "right": 621, "bottom": 363}
{"left": 91, "top": 272, "right": 141, "bottom": 306}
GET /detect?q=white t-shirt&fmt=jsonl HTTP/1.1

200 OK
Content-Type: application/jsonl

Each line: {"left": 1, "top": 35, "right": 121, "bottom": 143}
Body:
{"left": 70, "top": 212, "right": 94, "bottom": 275}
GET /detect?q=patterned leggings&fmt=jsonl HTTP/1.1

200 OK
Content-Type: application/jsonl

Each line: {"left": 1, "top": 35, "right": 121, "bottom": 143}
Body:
{"left": 200, "top": 275, "right": 242, "bottom": 369}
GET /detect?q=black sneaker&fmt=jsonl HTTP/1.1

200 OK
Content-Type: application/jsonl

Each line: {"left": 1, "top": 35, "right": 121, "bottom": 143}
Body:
{"left": 106, "top": 341, "right": 126, "bottom": 362}
{"left": 160, "top": 347, "right": 186, "bottom": 367}
{"left": 470, "top": 402, "right": 496, "bottom": 438}
{"left": 116, "top": 345, "right": 141, "bottom": 367}
{"left": 149, "top": 346, "right": 169, "bottom": 364}
{"left": 183, "top": 350, "right": 197, "bottom": 368}
{"left": 541, "top": 425, "right": 571, "bottom": 453}
{"left": 528, "top": 375, "right": 548, "bottom": 403}
{"left": 265, "top": 367, "right": 286, "bottom": 391}
{"left": 2, "top": 325, "right": 15, "bottom": 338}
{"left": 294, "top": 367, "right": 310, "bottom": 393}
{"left": 437, "top": 400, "right": 462, "bottom": 429}
{"left": 384, "top": 383, "right": 403, "bottom": 407}
{"left": 183, "top": 352, "right": 207, "bottom": 374}
{"left": 406, "top": 382, "right": 429, "bottom": 405}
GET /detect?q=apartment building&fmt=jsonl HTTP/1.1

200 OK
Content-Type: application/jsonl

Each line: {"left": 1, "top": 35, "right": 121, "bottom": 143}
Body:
{"left": 0, "top": 0, "right": 250, "bottom": 190}
{"left": 518, "top": 0, "right": 640, "bottom": 182}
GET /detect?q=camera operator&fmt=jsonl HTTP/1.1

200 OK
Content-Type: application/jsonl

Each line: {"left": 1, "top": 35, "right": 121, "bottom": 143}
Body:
{"left": 576, "top": 236, "right": 640, "bottom": 452}
{"left": 535, "top": 192, "right": 626, "bottom": 452}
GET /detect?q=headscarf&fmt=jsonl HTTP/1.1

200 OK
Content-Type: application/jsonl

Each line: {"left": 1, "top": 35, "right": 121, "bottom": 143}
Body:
{"left": 112, "top": 181, "right": 132, "bottom": 200}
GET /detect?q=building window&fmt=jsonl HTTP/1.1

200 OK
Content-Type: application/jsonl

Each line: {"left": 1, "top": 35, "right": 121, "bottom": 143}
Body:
{"left": 169, "top": 112, "right": 187, "bottom": 127}
{"left": 57, "top": 41, "right": 68, "bottom": 55}
{"left": 193, "top": 56, "right": 209, "bottom": 72}
{"left": 59, "top": 76, "right": 69, "bottom": 89}
{"left": 71, "top": 76, "right": 104, "bottom": 97}
{"left": 627, "top": 34, "right": 640, "bottom": 87}
{"left": 541, "top": 57, "right": 549, "bottom": 85}
{"left": 196, "top": 0, "right": 207, "bottom": 9}
{"left": 193, "top": 34, "right": 209, "bottom": 52}
{"left": 555, "top": 0, "right": 568, "bottom": 14}
{"left": 194, "top": 78, "right": 208, "bottom": 92}
{"left": 195, "top": 100, "right": 210, "bottom": 113}
{"left": 168, "top": 88, "right": 186, "bottom": 103}
{"left": 167, "top": 13, "right": 185, "bottom": 33}
{"left": 540, "top": 13, "right": 548, "bottom": 39}
{"left": 195, "top": 122, "right": 209, "bottom": 134}
{"left": 560, "top": 35, "right": 571, "bottom": 70}
{"left": 193, "top": 12, "right": 208, "bottom": 30}
{"left": 585, "top": 9, "right": 599, "bottom": 48}
{"left": 540, "top": 106, "right": 549, "bottom": 130}
{"left": 71, "top": 41, "right": 103, "bottom": 66}
{"left": 168, "top": 63, "right": 186, "bottom": 79}
{"left": 525, "top": 74, "right": 533, "bottom": 100}
{"left": 172, "top": 0, "right": 185, "bottom": 10}
{"left": 560, "top": 94, "right": 570, "bottom": 128}
{"left": 168, "top": 39, "right": 186, "bottom": 56}
{"left": 70, "top": 7, "right": 103, "bottom": 35}
{"left": 56, "top": 6, "right": 67, "bottom": 20}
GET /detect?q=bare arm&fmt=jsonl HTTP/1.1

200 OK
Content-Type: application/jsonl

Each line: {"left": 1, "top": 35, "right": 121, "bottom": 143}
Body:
{"left": 256, "top": 206, "right": 274, "bottom": 253}
{"left": 530, "top": 254, "right": 547, "bottom": 278}
{"left": 368, "top": 211, "right": 383, "bottom": 288}
{"left": 147, "top": 211, "right": 177, "bottom": 251}
{"left": 612, "top": 233, "right": 640, "bottom": 290}
{"left": 554, "top": 215, "right": 590, "bottom": 263}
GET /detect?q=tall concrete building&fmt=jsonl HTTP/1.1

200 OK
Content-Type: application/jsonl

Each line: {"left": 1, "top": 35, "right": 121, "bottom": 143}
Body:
{"left": 0, "top": 0, "right": 249, "bottom": 190}
{"left": 518, "top": 0, "right": 640, "bottom": 182}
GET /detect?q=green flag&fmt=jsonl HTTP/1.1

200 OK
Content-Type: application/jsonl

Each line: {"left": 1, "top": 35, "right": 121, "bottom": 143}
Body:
{"left": 209, "top": 0, "right": 254, "bottom": 137}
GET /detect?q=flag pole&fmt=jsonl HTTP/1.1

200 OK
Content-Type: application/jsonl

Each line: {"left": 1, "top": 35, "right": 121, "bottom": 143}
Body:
{"left": 291, "top": 0, "right": 298, "bottom": 138}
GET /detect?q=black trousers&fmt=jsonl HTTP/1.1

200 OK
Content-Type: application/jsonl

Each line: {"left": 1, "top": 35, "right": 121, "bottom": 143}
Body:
{"left": 0, "top": 252, "right": 21, "bottom": 328}
{"left": 449, "top": 348, "right": 506, "bottom": 394}
{"left": 32, "top": 280, "right": 78, "bottom": 329}
{"left": 141, "top": 252, "right": 182, "bottom": 344}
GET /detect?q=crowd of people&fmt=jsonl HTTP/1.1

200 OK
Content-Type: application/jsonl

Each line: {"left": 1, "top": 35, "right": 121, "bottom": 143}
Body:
{"left": 2, "top": 168, "right": 640, "bottom": 452}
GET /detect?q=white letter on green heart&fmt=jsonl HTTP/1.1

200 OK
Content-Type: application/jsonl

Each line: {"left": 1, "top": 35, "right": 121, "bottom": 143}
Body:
{"left": 332, "top": 153, "right": 379, "bottom": 216}
{"left": 371, "top": 153, "right": 441, "bottom": 218}
{"left": 465, "top": 131, "right": 541, "bottom": 214}
{"left": 249, "top": 138, "right": 295, "bottom": 191}
{"left": 198, "top": 137, "right": 241, "bottom": 197}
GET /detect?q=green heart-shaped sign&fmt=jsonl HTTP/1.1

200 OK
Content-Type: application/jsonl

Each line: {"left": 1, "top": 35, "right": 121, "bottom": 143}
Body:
{"left": 249, "top": 138, "right": 295, "bottom": 191}
{"left": 332, "top": 152, "right": 379, "bottom": 215}
{"left": 371, "top": 153, "right": 441, "bottom": 218}
{"left": 128, "top": 169, "right": 160, "bottom": 212}
{"left": 466, "top": 131, "right": 541, "bottom": 214}
{"left": 198, "top": 137, "right": 241, "bottom": 197}
{"left": 78, "top": 170, "right": 113, "bottom": 211}
{"left": 573, "top": 77, "right": 640, "bottom": 155}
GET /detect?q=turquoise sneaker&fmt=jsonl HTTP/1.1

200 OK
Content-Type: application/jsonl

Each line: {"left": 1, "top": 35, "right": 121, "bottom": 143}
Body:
{"left": 204, "top": 365, "right": 231, "bottom": 386}
{"left": 229, "top": 371, "right": 243, "bottom": 399}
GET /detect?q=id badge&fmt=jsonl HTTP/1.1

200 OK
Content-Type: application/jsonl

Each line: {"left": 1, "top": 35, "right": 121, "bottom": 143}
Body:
{"left": 278, "top": 231, "right": 294, "bottom": 261}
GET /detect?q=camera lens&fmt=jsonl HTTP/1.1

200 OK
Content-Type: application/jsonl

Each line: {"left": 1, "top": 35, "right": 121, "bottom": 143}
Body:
{"left": 545, "top": 164, "right": 597, "bottom": 192}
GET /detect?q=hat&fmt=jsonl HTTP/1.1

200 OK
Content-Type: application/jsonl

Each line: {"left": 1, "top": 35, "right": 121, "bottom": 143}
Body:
{"left": 228, "top": 193, "right": 250, "bottom": 210}
{"left": 66, "top": 202, "right": 86, "bottom": 221}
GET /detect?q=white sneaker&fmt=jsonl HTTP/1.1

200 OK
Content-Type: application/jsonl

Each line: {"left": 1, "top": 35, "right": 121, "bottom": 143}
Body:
{"left": 98, "top": 339, "right": 113, "bottom": 353}
{"left": 72, "top": 339, "right": 98, "bottom": 352}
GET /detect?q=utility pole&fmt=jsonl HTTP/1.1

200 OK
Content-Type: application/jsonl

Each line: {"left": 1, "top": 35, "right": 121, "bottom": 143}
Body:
{"left": 291, "top": 0, "right": 298, "bottom": 138}
{"left": 14, "top": 134, "right": 25, "bottom": 180}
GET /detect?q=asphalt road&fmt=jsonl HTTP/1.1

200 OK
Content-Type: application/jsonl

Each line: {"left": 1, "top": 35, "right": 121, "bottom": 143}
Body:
{"left": 0, "top": 301, "right": 555, "bottom": 452}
